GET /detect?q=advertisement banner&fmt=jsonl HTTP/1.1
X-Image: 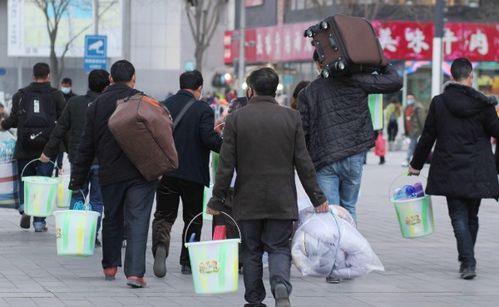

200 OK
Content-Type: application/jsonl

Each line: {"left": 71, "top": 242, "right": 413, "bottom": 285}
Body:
{"left": 225, "top": 20, "right": 499, "bottom": 64}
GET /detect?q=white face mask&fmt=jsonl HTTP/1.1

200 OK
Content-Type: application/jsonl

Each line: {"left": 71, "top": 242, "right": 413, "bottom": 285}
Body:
{"left": 407, "top": 98, "right": 415, "bottom": 105}
{"left": 61, "top": 87, "right": 71, "bottom": 94}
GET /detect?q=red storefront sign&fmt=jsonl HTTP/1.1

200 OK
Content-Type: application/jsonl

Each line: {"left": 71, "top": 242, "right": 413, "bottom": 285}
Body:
{"left": 224, "top": 20, "right": 499, "bottom": 64}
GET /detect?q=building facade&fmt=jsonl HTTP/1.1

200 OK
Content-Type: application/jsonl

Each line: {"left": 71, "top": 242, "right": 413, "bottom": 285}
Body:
{"left": 0, "top": 0, "right": 227, "bottom": 103}
{"left": 225, "top": 0, "right": 498, "bottom": 104}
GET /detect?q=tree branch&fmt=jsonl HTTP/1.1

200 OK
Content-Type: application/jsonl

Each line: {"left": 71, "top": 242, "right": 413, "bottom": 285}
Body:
{"left": 185, "top": 1, "right": 199, "bottom": 45}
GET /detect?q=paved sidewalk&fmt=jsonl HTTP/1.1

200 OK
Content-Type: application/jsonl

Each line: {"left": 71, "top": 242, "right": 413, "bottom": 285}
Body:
{"left": 1, "top": 151, "right": 499, "bottom": 306}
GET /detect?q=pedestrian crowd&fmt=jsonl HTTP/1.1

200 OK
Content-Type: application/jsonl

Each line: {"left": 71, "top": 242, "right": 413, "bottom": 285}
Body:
{"left": 0, "top": 54, "right": 497, "bottom": 307}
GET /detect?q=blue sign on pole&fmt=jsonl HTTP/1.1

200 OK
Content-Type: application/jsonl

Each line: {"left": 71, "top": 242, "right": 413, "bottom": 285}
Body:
{"left": 84, "top": 35, "right": 107, "bottom": 72}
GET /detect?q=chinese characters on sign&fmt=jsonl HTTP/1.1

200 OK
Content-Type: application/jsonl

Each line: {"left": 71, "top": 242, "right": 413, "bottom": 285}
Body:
{"left": 224, "top": 21, "right": 498, "bottom": 64}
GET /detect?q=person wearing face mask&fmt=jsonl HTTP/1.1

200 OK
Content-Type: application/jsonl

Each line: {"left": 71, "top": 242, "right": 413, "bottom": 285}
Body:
{"left": 60, "top": 77, "right": 77, "bottom": 102}
{"left": 151, "top": 70, "right": 223, "bottom": 277}
{"left": 402, "top": 94, "right": 426, "bottom": 167}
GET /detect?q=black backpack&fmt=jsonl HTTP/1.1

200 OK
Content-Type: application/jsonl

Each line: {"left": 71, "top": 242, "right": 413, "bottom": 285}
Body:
{"left": 18, "top": 87, "right": 57, "bottom": 150}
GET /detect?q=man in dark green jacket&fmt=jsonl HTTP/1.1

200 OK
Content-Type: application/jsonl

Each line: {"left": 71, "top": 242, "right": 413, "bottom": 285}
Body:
{"left": 208, "top": 68, "right": 328, "bottom": 307}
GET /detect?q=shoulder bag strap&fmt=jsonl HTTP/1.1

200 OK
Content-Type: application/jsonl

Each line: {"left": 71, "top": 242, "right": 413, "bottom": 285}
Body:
{"left": 173, "top": 98, "right": 196, "bottom": 131}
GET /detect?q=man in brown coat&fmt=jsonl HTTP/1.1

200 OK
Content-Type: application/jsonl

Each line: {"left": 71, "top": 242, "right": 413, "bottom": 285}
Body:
{"left": 207, "top": 67, "right": 328, "bottom": 307}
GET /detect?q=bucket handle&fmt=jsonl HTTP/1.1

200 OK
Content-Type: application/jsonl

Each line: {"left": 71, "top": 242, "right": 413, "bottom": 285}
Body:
{"left": 388, "top": 172, "right": 427, "bottom": 201}
{"left": 184, "top": 211, "right": 242, "bottom": 245}
{"left": 21, "top": 158, "right": 59, "bottom": 179}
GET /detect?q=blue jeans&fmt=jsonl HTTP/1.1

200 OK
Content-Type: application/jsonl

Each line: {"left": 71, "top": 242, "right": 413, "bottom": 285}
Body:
{"left": 17, "top": 159, "right": 55, "bottom": 228}
{"left": 446, "top": 197, "right": 481, "bottom": 268}
{"left": 70, "top": 164, "right": 103, "bottom": 236}
{"left": 316, "top": 152, "right": 365, "bottom": 221}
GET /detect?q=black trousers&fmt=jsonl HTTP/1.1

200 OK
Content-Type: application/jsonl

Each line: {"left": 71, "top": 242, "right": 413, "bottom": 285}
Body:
{"left": 387, "top": 120, "right": 398, "bottom": 142}
{"left": 239, "top": 219, "right": 293, "bottom": 307}
{"left": 446, "top": 197, "right": 481, "bottom": 268}
{"left": 152, "top": 176, "right": 204, "bottom": 266}
{"left": 100, "top": 178, "right": 158, "bottom": 277}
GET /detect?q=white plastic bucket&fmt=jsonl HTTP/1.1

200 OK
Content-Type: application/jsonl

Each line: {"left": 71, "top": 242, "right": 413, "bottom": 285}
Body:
{"left": 56, "top": 175, "right": 72, "bottom": 208}
{"left": 22, "top": 159, "right": 58, "bottom": 217}
{"left": 54, "top": 210, "right": 100, "bottom": 256}
{"left": 184, "top": 212, "right": 241, "bottom": 294}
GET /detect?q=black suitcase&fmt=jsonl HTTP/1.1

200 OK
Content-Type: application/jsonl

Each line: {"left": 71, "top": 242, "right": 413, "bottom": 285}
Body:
{"left": 304, "top": 15, "right": 388, "bottom": 78}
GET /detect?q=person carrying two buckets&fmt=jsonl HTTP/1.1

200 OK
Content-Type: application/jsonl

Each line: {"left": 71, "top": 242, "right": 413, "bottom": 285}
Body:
{"left": 408, "top": 58, "right": 499, "bottom": 281}
{"left": 206, "top": 67, "right": 329, "bottom": 307}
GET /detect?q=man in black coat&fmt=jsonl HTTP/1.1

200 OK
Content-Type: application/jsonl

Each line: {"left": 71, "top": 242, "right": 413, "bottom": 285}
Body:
{"left": 151, "top": 70, "right": 223, "bottom": 277}
{"left": 41, "top": 69, "right": 110, "bottom": 247}
{"left": 409, "top": 58, "right": 499, "bottom": 280}
{"left": 1, "top": 63, "right": 66, "bottom": 232}
{"left": 298, "top": 51, "right": 402, "bottom": 222}
{"left": 208, "top": 68, "right": 329, "bottom": 307}
{"left": 70, "top": 60, "right": 157, "bottom": 288}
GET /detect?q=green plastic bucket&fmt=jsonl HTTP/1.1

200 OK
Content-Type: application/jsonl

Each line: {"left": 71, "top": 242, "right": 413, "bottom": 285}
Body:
{"left": 21, "top": 159, "right": 59, "bottom": 217}
{"left": 56, "top": 175, "right": 72, "bottom": 208}
{"left": 23, "top": 176, "right": 58, "bottom": 217}
{"left": 54, "top": 210, "right": 100, "bottom": 256}
{"left": 184, "top": 212, "right": 241, "bottom": 294}
{"left": 392, "top": 195, "right": 434, "bottom": 239}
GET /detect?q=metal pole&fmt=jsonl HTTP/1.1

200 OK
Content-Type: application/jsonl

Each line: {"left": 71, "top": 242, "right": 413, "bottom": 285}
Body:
{"left": 122, "top": 0, "right": 131, "bottom": 60}
{"left": 93, "top": 0, "right": 99, "bottom": 35}
{"left": 431, "top": 0, "right": 445, "bottom": 98}
{"left": 17, "top": 57, "right": 23, "bottom": 89}
{"left": 237, "top": 0, "right": 245, "bottom": 96}
{"left": 402, "top": 62, "right": 408, "bottom": 107}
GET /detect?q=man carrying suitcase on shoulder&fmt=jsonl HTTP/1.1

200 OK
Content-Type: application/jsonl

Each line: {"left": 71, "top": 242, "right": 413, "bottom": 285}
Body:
{"left": 298, "top": 51, "right": 402, "bottom": 225}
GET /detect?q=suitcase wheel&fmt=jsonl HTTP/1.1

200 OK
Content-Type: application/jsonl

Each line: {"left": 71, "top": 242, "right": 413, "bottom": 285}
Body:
{"left": 304, "top": 29, "right": 314, "bottom": 38}
{"left": 334, "top": 60, "right": 346, "bottom": 71}
{"left": 320, "top": 21, "right": 329, "bottom": 30}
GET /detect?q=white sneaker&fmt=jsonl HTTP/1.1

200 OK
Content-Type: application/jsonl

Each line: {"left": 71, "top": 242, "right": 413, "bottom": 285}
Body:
{"left": 401, "top": 161, "right": 409, "bottom": 167}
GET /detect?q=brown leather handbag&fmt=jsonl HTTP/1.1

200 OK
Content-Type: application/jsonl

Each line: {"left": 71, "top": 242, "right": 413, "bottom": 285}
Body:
{"left": 108, "top": 93, "right": 178, "bottom": 181}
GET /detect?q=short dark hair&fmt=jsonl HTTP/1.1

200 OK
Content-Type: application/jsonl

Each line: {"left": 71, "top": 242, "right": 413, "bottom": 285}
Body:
{"left": 313, "top": 50, "right": 320, "bottom": 63}
{"left": 88, "top": 69, "right": 110, "bottom": 93}
{"left": 292, "top": 81, "right": 310, "bottom": 99}
{"left": 451, "top": 57, "right": 473, "bottom": 81}
{"left": 110, "top": 60, "right": 135, "bottom": 83}
{"left": 246, "top": 67, "right": 279, "bottom": 97}
{"left": 179, "top": 70, "right": 203, "bottom": 90}
{"left": 33, "top": 63, "right": 50, "bottom": 79}
{"left": 61, "top": 77, "right": 72, "bottom": 85}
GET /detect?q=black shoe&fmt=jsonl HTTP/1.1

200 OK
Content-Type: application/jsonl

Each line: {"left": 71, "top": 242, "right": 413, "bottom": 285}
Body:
{"left": 460, "top": 267, "right": 476, "bottom": 280}
{"left": 326, "top": 274, "right": 341, "bottom": 284}
{"left": 459, "top": 263, "right": 465, "bottom": 274}
{"left": 20, "top": 214, "right": 30, "bottom": 229}
{"left": 95, "top": 238, "right": 102, "bottom": 248}
{"left": 153, "top": 244, "right": 167, "bottom": 278}
{"left": 181, "top": 265, "right": 192, "bottom": 275}
{"left": 274, "top": 283, "right": 290, "bottom": 307}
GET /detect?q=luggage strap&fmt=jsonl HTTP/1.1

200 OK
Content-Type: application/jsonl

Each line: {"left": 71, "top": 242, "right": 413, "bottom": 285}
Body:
{"left": 173, "top": 98, "right": 196, "bottom": 131}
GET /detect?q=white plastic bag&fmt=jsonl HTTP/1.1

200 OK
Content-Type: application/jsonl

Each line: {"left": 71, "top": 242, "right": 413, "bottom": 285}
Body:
{"left": 292, "top": 205, "right": 384, "bottom": 279}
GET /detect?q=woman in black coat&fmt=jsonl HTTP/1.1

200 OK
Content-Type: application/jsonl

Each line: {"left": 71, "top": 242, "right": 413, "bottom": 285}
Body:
{"left": 409, "top": 58, "right": 499, "bottom": 281}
